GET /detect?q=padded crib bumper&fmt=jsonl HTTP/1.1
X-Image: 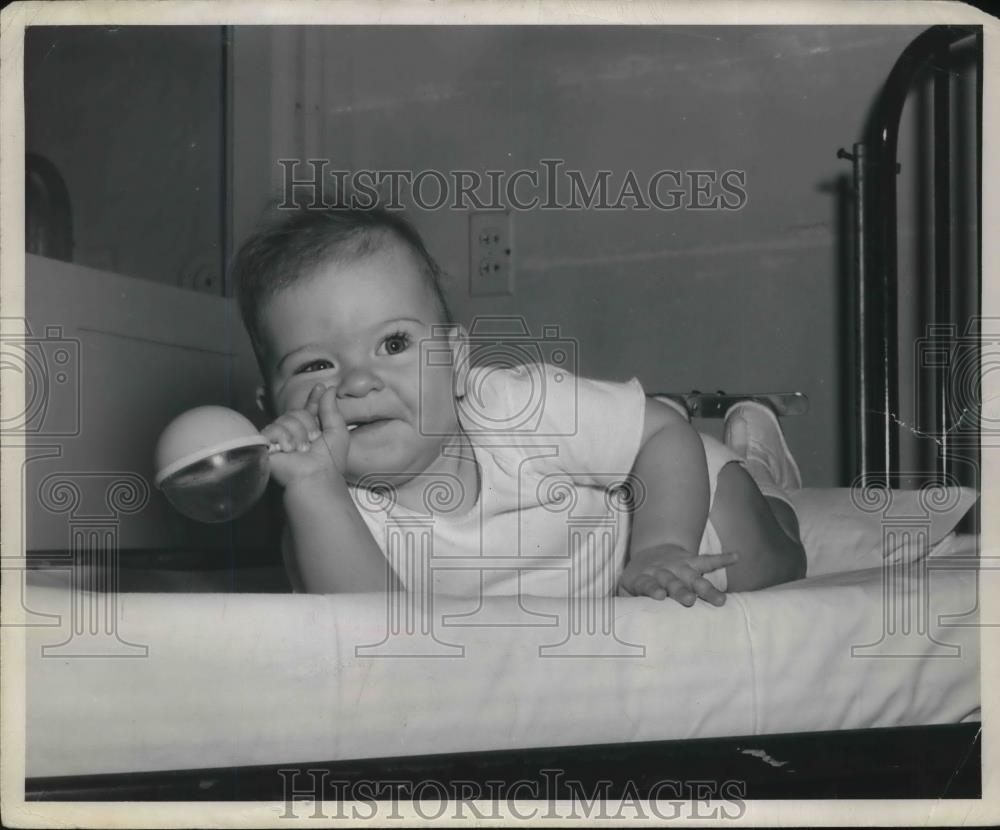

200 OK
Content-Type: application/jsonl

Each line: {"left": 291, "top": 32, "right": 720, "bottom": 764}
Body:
{"left": 24, "top": 546, "right": 980, "bottom": 778}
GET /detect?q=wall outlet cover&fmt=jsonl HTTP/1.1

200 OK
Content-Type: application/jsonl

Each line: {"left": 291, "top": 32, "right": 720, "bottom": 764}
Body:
{"left": 469, "top": 210, "right": 514, "bottom": 297}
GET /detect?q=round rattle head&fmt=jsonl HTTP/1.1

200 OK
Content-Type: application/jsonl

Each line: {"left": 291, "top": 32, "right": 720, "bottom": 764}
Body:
{"left": 155, "top": 406, "right": 270, "bottom": 523}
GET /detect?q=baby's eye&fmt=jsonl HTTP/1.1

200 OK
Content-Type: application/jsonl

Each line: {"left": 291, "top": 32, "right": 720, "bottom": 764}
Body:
{"left": 379, "top": 331, "right": 411, "bottom": 356}
{"left": 294, "top": 359, "right": 334, "bottom": 375}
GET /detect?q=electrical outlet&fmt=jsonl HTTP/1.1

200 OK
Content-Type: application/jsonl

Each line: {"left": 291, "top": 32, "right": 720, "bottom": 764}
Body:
{"left": 469, "top": 210, "right": 513, "bottom": 296}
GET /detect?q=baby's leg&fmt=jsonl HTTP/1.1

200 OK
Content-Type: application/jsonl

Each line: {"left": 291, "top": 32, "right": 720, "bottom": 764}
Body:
{"left": 765, "top": 496, "right": 802, "bottom": 545}
{"left": 723, "top": 401, "right": 802, "bottom": 544}
{"left": 708, "top": 462, "right": 807, "bottom": 591}
{"left": 709, "top": 401, "right": 808, "bottom": 589}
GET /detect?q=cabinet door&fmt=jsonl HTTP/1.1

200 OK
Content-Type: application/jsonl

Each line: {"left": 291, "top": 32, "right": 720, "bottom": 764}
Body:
{"left": 21, "top": 254, "right": 271, "bottom": 555}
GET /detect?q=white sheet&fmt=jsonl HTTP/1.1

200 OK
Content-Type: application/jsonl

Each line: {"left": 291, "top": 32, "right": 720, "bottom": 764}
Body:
{"left": 24, "top": 534, "right": 981, "bottom": 778}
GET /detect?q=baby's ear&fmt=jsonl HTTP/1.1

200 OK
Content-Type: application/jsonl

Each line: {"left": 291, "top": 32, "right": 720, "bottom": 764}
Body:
{"left": 448, "top": 325, "right": 470, "bottom": 399}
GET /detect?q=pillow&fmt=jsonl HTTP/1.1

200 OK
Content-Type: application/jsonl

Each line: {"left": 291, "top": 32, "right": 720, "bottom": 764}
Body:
{"left": 787, "top": 486, "right": 978, "bottom": 576}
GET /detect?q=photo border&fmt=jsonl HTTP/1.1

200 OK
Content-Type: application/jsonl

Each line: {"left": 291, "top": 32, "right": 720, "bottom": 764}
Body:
{"left": 2, "top": 0, "right": 997, "bottom": 826}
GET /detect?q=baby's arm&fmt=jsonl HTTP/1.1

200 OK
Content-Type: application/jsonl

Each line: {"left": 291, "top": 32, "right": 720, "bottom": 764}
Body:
{"left": 620, "top": 399, "right": 737, "bottom": 606}
{"left": 264, "top": 384, "right": 398, "bottom": 594}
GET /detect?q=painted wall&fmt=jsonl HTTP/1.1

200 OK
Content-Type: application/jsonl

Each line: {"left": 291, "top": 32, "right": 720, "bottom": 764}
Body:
{"left": 232, "top": 26, "right": 925, "bottom": 486}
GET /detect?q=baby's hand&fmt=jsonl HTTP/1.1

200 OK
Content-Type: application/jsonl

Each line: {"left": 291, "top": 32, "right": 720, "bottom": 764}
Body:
{"left": 619, "top": 545, "right": 738, "bottom": 607}
{"left": 262, "top": 384, "right": 349, "bottom": 488}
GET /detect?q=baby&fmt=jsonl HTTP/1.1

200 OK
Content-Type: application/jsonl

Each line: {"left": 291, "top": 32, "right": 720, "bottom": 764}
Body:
{"left": 232, "top": 204, "right": 806, "bottom": 605}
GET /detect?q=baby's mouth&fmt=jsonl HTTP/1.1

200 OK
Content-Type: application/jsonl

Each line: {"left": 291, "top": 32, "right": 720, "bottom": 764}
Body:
{"left": 346, "top": 418, "right": 391, "bottom": 434}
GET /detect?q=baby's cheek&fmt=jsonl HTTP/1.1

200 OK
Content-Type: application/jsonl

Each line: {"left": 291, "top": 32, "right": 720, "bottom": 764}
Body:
{"left": 272, "top": 383, "right": 308, "bottom": 415}
{"left": 410, "top": 372, "right": 459, "bottom": 428}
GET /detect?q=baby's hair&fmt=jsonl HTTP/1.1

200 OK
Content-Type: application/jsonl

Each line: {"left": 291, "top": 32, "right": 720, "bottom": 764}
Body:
{"left": 231, "top": 200, "right": 453, "bottom": 363}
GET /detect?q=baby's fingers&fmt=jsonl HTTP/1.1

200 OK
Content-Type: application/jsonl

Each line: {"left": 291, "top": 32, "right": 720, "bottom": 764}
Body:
{"left": 691, "top": 575, "right": 727, "bottom": 607}
{"left": 286, "top": 409, "right": 321, "bottom": 441}
{"left": 655, "top": 570, "right": 697, "bottom": 606}
{"left": 689, "top": 552, "right": 740, "bottom": 574}
{"left": 657, "top": 562, "right": 726, "bottom": 607}
{"left": 260, "top": 422, "right": 292, "bottom": 452}
{"left": 262, "top": 414, "right": 314, "bottom": 453}
{"left": 627, "top": 573, "right": 667, "bottom": 601}
{"left": 305, "top": 383, "right": 327, "bottom": 417}
{"left": 316, "top": 386, "right": 346, "bottom": 434}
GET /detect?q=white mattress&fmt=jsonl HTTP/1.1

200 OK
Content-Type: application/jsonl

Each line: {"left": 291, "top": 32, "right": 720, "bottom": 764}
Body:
{"left": 24, "top": 533, "right": 981, "bottom": 778}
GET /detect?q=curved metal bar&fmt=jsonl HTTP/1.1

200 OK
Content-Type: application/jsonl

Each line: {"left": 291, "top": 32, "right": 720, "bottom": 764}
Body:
{"left": 648, "top": 392, "right": 808, "bottom": 420}
{"left": 25, "top": 152, "right": 74, "bottom": 261}
{"left": 860, "top": 25, "right": 977, "bottom": 486}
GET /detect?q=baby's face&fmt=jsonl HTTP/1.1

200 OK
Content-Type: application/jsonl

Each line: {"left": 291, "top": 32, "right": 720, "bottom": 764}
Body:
{"left": 258, "top": 241, "right": 461, "bottom": 484}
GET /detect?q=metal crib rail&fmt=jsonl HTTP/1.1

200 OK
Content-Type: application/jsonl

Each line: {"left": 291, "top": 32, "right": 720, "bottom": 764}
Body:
{"left": 839, "top": 24, "right": 981, "bottom": 487}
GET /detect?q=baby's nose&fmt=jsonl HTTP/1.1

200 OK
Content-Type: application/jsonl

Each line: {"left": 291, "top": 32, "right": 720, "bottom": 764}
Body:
{"left": 336, "top": 366, "right": 383, "bottom": 397}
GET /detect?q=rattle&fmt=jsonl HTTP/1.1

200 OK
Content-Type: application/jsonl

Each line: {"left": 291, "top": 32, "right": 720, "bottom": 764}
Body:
{"left": 154, "top": 406, "right": 277, "bottom": 522}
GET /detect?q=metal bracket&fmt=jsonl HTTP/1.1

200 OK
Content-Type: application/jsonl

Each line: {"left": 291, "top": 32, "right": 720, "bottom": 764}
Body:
{"left": 649, "top": 391, "right": 809, "bottom": 419}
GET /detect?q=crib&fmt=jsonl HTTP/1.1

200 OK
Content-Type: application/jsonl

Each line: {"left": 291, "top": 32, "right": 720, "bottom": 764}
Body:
{"left": 20, "top": 25, "right": 984, "bottom": 803}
